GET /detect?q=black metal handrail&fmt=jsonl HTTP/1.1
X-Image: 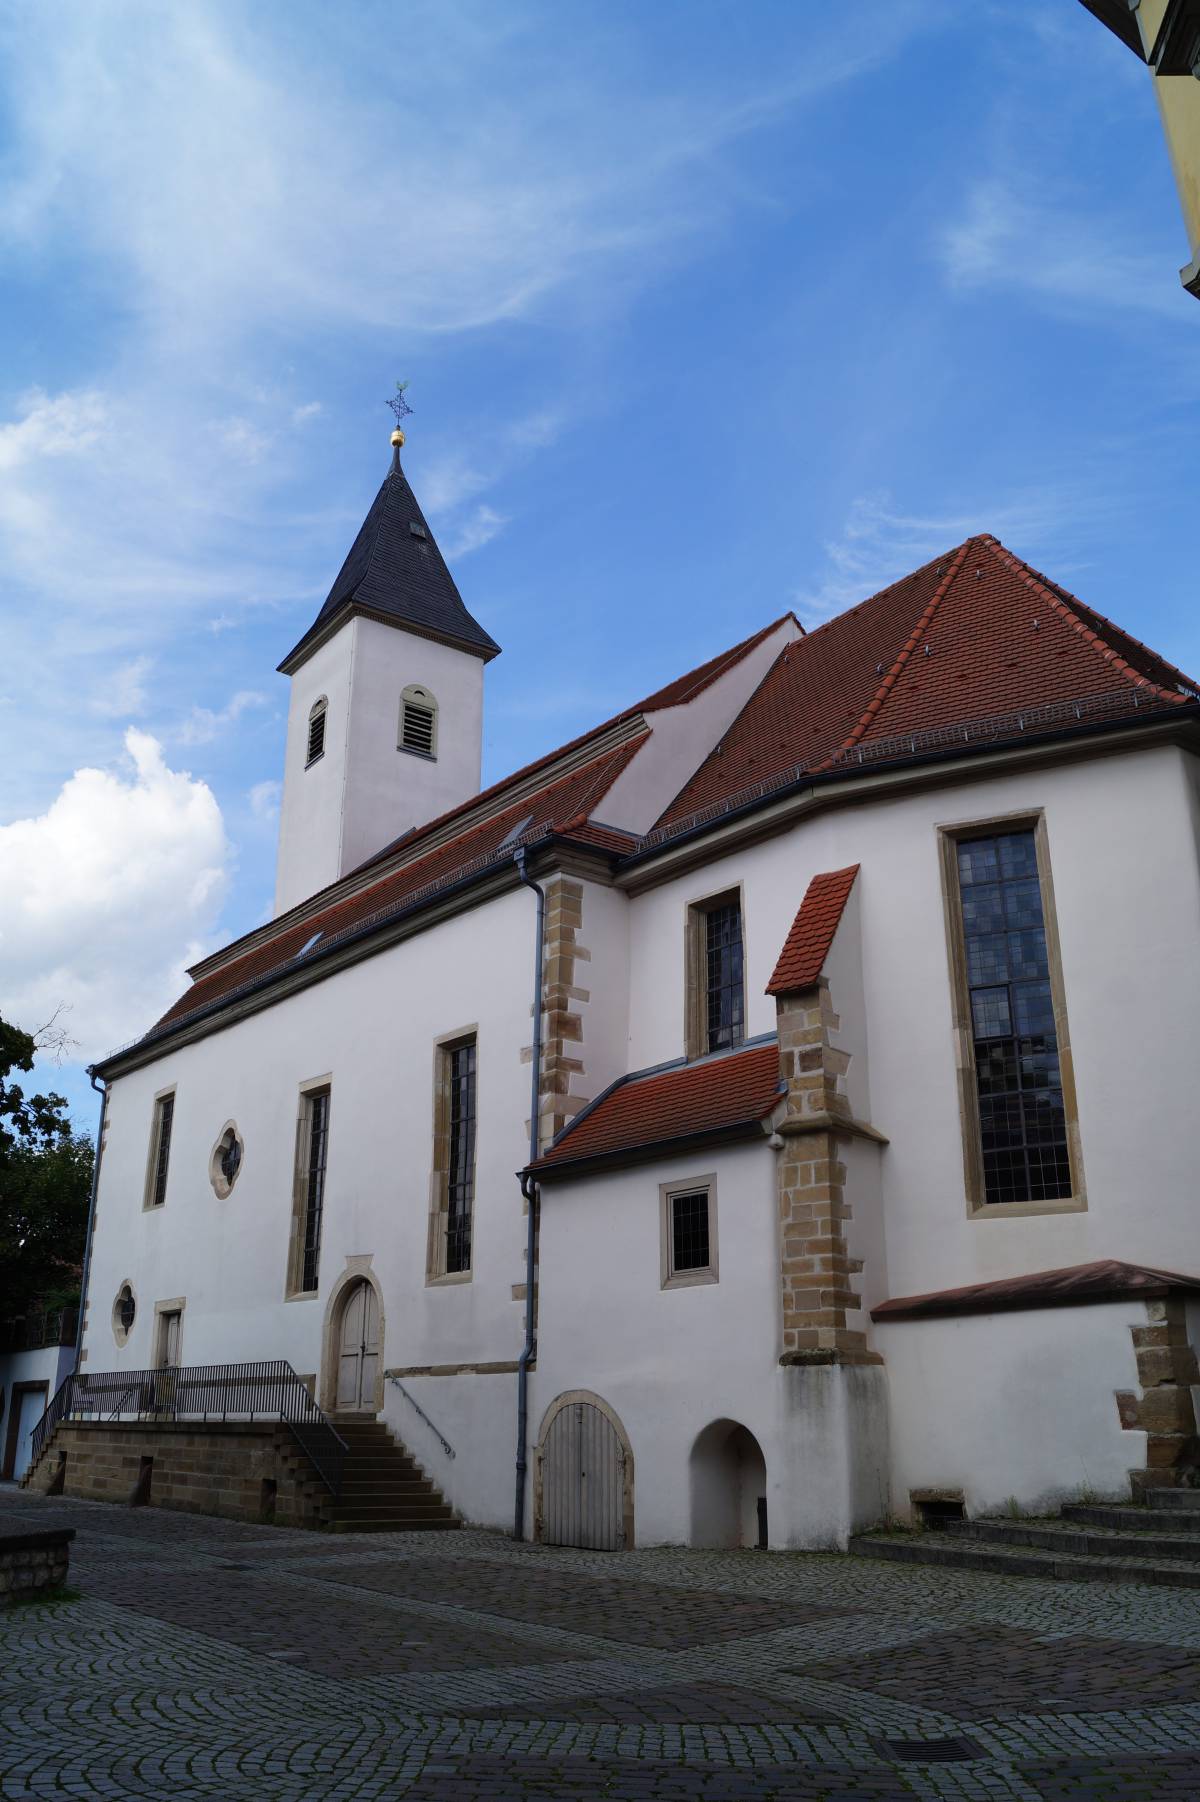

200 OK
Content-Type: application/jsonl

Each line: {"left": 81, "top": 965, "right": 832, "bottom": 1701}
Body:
{"left": 1, "top": 1308, "right": 79, "bottom": 1353}
{"left": 29, "top": 1360, "right": 347, "bottom": 1495}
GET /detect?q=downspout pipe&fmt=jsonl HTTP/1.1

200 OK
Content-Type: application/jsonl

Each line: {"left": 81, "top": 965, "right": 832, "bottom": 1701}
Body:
{"left": 513, "top": 846, "right": 545, "bottom": 1540}
{"left": 74, "top": 1069, "right": 108, "bottom": 1372}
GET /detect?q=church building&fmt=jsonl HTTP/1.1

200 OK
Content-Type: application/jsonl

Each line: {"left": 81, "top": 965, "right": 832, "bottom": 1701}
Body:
{"left": 26, "top": 417, "right": 1200, "bottom": 1550}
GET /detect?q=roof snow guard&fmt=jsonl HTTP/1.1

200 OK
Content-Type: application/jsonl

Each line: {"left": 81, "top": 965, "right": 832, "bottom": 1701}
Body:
{"left": 279, "top": 455, "right": 500, "bottom": 673}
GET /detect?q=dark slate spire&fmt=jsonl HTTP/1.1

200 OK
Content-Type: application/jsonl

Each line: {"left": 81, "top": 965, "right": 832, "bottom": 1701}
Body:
{"left": 278, "top": 435, "right": 501, "bottom": 674}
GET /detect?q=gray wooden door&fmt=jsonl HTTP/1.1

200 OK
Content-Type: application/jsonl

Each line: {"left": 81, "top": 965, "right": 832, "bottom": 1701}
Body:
{"left": 336, "top": 1281, "right": 379, "bottom": 1411}
{"left": 542, "top": 1400, "right": 626, "bottom": 1550}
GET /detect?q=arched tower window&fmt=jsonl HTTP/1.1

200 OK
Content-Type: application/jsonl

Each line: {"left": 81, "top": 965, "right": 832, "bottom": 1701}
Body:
{"left": 306, "top": 697, "right": 328, "bottom": 766}
{"left": 399, "top": 685, "right": 438, "bottom": 759}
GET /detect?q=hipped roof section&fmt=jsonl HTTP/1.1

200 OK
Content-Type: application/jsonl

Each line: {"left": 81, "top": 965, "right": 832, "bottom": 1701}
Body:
{"left": 102, "top": 534, "right": 1199, "bottom": 1070}
{"left": 657, "top": 534, "right": 1196, "bottom": 830}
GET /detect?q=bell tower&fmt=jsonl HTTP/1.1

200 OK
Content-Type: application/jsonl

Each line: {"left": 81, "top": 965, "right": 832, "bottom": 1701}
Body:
{"left": 273, "top": 397, "right": 501, "bottom": 916}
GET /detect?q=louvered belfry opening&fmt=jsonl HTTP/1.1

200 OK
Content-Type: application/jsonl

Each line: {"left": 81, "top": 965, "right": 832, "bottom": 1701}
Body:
{"left": 306, "top": 704, "right": 326, "bottom": 765}
{"left": 402, "top": 700, "right": 435, "bottom": 755}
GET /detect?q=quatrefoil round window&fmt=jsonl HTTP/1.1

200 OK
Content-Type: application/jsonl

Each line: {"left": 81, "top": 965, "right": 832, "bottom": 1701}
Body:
{"left": 112, "top": 1282, "right": 136, "bottom": 1347}
{"left": 209, "top": 1123, "right": 245, "bottom": 1199}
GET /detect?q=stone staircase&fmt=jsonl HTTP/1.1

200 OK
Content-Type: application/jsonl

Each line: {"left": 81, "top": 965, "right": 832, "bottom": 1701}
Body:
{"left": 325, "top": 1418, "right": 458, "bottom": 1533}
{"left": 850, "top": 1488, "right": 1200, "bottom": 1589}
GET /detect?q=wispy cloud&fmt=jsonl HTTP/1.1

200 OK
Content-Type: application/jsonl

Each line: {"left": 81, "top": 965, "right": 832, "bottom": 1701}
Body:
{"left": 443, "top": 504, "right": 509, "bottom": 560}
{"left": 795, "top": 487, "right": 1124, "bottom": 625}
{"left": 939, "top": 177, "right": 1189, "bottom": 323}
{"left": 176, "top": 691, "right": 269, "bottom": 747}
{"left": 92, "top": 656, "right": 153, "bottom": 719}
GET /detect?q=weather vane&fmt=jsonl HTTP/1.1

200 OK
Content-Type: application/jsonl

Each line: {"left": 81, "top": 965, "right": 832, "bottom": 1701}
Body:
{"left": 387, "top": 380, "right": 413, "bottom": 432}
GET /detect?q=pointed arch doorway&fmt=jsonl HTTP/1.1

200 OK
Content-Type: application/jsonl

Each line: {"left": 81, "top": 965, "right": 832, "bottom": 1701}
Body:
{"left": 334, "top": 1277, "right": 380, "bottom": 1414}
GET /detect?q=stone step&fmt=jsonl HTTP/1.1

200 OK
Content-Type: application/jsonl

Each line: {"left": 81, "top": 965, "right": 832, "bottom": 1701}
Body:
{"left": 1063, "top": 1502, "right": 1200, "bottom": 1533}
{"left": 332, "top": 1494, "right": 454, "bottom": 1517}
{"left": 850, "top": 1530, "right": 1200, "bottom": 1589}
{"left": 1149, "top": 1487, "right": 1200, "bottom": 1511}
{"left": 944, "top": 1518, "right": 1200, "bottom": 1563}
{"left": 337, "top": 1484, "right": 438, "bottom": 1504}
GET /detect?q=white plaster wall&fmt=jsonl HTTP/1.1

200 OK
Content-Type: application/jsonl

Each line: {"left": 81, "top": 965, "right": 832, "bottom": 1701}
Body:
{"left": 275, "top": 629, "right": 355, "bottom": 914}
{"left": 532, "top": 1142, "right": 889, "bottom": 1548}
{"left": 274, "top": 617, "right": 485, "bottom": 916}
{"left": 876, "top": 1299, "right": 1148, "bottom": 1516}
{"left": 598, "top": 621, "right": 800, "bottom": 835}
{"left": 84, "top": 887, "right": 541, "bottom": 1527}
{"left": 382, "top": 1371, "right": 518, "bottom": 1527}
{"left": 626, "top": 744, "right": 1200, "bottom": 1296}
{"left": 1, "top": 1344, "right": 72, "bottom": 1406}
{"left": 341, "top": 617, "right": 484, "bottom": 878}
{"left": 822, "top": 885, "right": 871, "bottom": 1125}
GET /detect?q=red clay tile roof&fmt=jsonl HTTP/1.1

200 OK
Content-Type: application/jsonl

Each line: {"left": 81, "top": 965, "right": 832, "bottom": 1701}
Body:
{"left": 152, "top": 734, "right": 647, "bottom": 1032}
{"left": 871, "top": 1259, "right": 1200, "bottom": 1323}
{"left": 657, "top": 534, "right": 1196, "bottom": 829}
{"left": 766, "top": 866, "right": 859, "bottom": 995}
{"left": 531, "top": 1041, "right": 782, "bottom": 1176}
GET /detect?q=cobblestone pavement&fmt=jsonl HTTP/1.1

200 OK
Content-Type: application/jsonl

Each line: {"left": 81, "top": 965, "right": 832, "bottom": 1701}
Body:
{"left": 2, "top": 1489, "right": 1200, "bottom": 1800}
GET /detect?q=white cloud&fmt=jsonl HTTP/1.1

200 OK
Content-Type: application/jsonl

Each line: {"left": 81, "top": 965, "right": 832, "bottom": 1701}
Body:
{"left": 794, "top": 488, "right": 1118, "bottom": 626}
{"left": 176, "top": 690, "right": 269, "bottom": 746}
{"left": 291, "top": 401, "right": 322, "bottom": 425}
{"left": 92, "top": 655, "right": 153, "bottom": 719}
{"left": 0, "top": 730, "right": 230, "bottom": 1060}
{"left": 443, "top": 504, "right": 509, "bottom": 560}
{"left": 0, "top": 387, "right": 108, "bottom": 473}
{"left": 248, "top": 778, "right": 281, "bottom": 822}
{"left": 939, "top": 178, "right": 1188, "bottom": 322}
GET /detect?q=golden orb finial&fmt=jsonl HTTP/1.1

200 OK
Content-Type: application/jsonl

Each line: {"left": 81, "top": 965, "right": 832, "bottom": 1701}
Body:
{"left": 390, "top": 428, "right": 405, "bottom": 448}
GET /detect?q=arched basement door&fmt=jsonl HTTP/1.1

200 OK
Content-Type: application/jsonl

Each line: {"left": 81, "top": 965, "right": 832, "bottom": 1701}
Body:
{"left": 539, "top": 1395, "right": 630, "bottom": 1550}
{"left": 335, "top": 1279, "right": 380, "bottom": 1413}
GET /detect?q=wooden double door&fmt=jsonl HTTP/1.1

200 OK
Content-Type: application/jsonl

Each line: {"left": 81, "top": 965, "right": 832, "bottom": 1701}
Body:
{"left": 336, "top": 1280, "right": 380, "bottom": 1412}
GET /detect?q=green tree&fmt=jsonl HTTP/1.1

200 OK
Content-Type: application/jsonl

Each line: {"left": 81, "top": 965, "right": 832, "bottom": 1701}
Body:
{"left": 0, "top": 1012, "right": 94, "bottom": 1317}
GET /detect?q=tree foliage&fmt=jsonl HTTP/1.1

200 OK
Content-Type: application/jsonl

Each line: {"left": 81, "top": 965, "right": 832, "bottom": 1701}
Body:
{"left": 0, "top": 1013, "right": 94, "bottom": 1317}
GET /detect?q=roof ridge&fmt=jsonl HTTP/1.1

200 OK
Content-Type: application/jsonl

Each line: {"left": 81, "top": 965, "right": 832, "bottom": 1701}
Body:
{"left": 982, "top": 537, "right": 1194, "bottom": 703}
{"left": 819, "top": 539, "right": 974, "bottom": 766}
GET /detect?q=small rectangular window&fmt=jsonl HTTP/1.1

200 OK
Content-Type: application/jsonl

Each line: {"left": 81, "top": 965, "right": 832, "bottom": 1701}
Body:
{"left": 306, "top": 708, "right": 326, "bottom": 765}
{"left": 942, "top": 817, "right": 1083, "bottom": 1214}
{"left": 661, "top": 1176, "right": 718, "bottom": 1288}
{"left": 429, "top": 1035, "right": 477, "bottom": 1279}
{"left": 289, "top": 1086, "right": 330, "bottom": 1295}
{"left": 686, "top": 891, "right": 745, "bottom": 1058}
{"left": 144, "top": 1092, "right": 175, "bottom": 1210}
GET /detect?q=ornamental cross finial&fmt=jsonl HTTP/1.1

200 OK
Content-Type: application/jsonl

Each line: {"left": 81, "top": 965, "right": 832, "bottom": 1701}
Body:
{"left": 387, "top": 380, "right": 413, "bottom": 431}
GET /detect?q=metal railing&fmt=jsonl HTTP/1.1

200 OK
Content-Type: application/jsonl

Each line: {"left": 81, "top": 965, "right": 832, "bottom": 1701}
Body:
{"left": 1, "top": 1308, "right": 79, "bottom": 1353}
{"left": 30, "top": 1360, "right": 347, "bottom": 1495}
{"left": 388, "top": 1376, "right": 456, "bottom": 1459}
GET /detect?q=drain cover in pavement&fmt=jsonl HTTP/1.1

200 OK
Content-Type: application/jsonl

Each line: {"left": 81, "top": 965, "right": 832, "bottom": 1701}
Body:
{"left": 874, "top": 1736, "right": 983, "bottom": 1763}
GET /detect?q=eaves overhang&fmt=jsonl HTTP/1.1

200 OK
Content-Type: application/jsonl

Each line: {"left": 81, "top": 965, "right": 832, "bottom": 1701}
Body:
{"left": 277, "top": 597, "right": 501, "bottom": 677}
{"left": 93, "top": 832, "right": 618, "bottom": 1082}
{"left": 613, "top": 702, "right": 1200, "bottom": 897}
{"left": 526, "top": 1116, "right": 776, "bottom": 1185}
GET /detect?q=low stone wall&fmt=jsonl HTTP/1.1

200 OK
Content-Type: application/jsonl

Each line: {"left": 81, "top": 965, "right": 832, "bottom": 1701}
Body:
{"left": 0, "top": 1528, "right": 74, "bottom": 1604}
{"left": 23, "top": 1421, "right": 333, "bottom": 1529}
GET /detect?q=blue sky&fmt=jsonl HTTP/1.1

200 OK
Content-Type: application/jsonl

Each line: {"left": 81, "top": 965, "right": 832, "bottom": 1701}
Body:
{"left": 1, "top": 0, "right": 1195, "bottom": 1132}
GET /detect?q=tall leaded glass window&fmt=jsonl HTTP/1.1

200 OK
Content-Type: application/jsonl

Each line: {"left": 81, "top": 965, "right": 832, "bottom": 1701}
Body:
{"left": 955, "top": 830, "right": 1072, "bottom": 1206}
{"left": 145, "top": 1092, "right": 175, "bottom": 1210}
{"left": 704, "top": 901, "right": 744, "bottom": 1053}
{"left": 444, "top": 1039, "right": 476, "bottom": 1274}
{"left": 300, "top": 1088, "right": 330, "bottom": 1292}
